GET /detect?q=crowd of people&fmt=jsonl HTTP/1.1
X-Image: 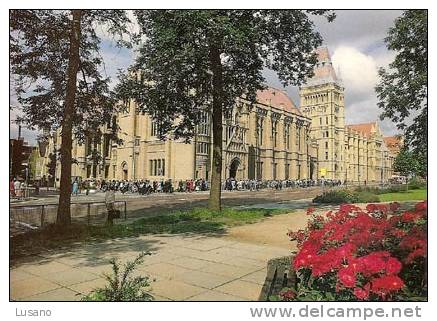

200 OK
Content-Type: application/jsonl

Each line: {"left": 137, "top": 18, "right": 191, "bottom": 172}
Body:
{"left": 223, "top": 178, "right": 342, "bottom": 191}
{"left": 75, "top": 177, "right": 342, "bottom": 196}
{"left": 9, "top": 178, "right": 28, "bottom": 199}
{"left": 10, "top": 176, "right": 344, "bottom": 200}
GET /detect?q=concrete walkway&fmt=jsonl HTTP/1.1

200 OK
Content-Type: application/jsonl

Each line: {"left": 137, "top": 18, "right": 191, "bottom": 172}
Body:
{"left": 10, "top": 233, "right": 291, "bottom": 301}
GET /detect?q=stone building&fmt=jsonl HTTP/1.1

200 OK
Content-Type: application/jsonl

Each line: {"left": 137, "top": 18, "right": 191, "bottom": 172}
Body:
{"left": 42, "top": 87, "right": 316, "bottom": 183}
{"left": 300, "top": 47, "right": 399, "bottom": 184}
{"left": 39, "top": 46, "right": 399, "bottom": 185}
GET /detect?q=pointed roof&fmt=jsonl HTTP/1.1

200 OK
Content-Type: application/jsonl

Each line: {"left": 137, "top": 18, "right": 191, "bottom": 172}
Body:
{"left": 256, "top": 87, "right": 301, "bottom": 115}
{"left": 384, "top": 136, "right": 402, "bottom": 154}
{"left": 302, "top": 46, "right": 341, "bottom": 87}
{"left": 346, "top": 122, "right": 377, "bottom": 137}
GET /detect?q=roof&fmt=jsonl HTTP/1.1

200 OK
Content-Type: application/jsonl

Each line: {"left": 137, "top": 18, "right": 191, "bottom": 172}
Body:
{"left": 384, "top": 136, "right": 402, "bottom": 154}
{"left": 302, "top": 47, "right": 341, "bottom": 87}
{"left": 256, "top": 87, "right": 301, "bottom": 115}
{"left": 346, "top": 122, "right": 377, "bottom": 137}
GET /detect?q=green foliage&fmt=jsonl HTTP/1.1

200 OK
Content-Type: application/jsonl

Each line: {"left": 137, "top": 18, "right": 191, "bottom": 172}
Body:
{"left": 116, "top": 10, "right": 335, "bottom": 140}
{"left": 10, "top": 10, "right": 134, "bottom": 141}
{"left": 82, "top": 252, "right": 154, "bottom": 301}
{"left": 375, "top": 10, "right": 427, "bottom": 175}
{"left": 407, "top": 177, "right": 426, "bottom": 190}
{"left": 379, "top": 188, "right": 427, "bottom": 202}
{"left": 393, "top": 147, "right": 423, "bottom": 177}
{"left": 312, "top": 190, "right": 380, "bottom": 204}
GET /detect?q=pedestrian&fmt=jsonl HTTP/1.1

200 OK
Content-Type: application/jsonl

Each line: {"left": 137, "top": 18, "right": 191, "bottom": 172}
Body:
{"left": 14, "top": 179, "right": 21, "bottom": 199}
{"left": 72, "top": 179, "right": 79, "bottom": 195}
{"left": 10, "top": 178, "right": 15, "bottom": 198}
{"left": 105, "top": 186, "right": 117, "bottom": 225}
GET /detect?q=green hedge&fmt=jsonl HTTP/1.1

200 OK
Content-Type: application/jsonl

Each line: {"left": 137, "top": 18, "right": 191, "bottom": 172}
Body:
{"left": 313, "top": 189, "right": 380, "bottom": 204}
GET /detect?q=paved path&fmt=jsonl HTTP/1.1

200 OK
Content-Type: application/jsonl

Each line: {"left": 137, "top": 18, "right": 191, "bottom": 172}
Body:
{"left": 10, "top": 232, "right": 292, "bottom": 301}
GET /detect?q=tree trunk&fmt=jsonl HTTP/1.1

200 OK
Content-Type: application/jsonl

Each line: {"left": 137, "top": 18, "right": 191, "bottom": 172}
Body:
{"left": 208, "top": 45, "right": 223, "bottom": 211}
{"left": 57, "top": 10, "right": 82, "bottom": 226}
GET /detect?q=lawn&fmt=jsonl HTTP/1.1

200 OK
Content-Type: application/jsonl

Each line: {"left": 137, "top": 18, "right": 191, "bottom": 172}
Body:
{"left": 378, "top": 188, "right": 427, "bottom": 202}
{"left": 11, "top": 207, "right": 289, "bottom": 261}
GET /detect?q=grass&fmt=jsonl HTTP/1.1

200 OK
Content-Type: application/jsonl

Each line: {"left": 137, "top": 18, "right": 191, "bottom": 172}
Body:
{"left": 379, "top": 188, "right": 427, "bottom": 202}
{"left": 11, "top": 207, "right": 289, "bottom": 261}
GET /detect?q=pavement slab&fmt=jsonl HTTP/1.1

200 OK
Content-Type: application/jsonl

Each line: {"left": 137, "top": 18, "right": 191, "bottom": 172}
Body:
{"left": 11, "top": 276, "right": 62, "bottom": 300}
{"left": 176, "top": 270, "right": 231, "bottom": 289}
{"left": 42, "top": 268, "right": 100, "bottom": 286}
{"left": 214, "top": 280, "right": 263, "bottom": 301}
{"left": 187, "top": 290, "right": 246, "bottom": 301}
{"left": 10, "top": 208, "right": 304, "bottom": 301}
{"left": 149, "top": 279, "right": 206, "bottom": 301}
{"left": 21, "top": 287, "right": 81, "bottom": 301}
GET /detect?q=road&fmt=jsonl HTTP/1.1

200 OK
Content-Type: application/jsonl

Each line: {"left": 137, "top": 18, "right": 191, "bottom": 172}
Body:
{"left": 10, "top": 187, "right": 325, "bottom": 225}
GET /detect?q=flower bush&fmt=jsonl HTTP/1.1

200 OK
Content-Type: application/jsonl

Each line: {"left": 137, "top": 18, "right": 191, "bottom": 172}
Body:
{"left": 285, "top": 201, "right": 427, "bottom": 301}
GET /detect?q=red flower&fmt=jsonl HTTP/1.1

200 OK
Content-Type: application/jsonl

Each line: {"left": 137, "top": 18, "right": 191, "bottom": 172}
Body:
{"left": 389, "top": 202, "right": 401, "bottom": 212}
{"left": 386, "top": 257, "right": 402, "bottom": 275}
{"left": 415, "top": 200, "right": 427, "bottom": 212}
{"left": 372, "top": 275, "right": 404, "bottom": 294}
{"left": 338, "top": 267, "right": 356, "bottom": 288}
{"left": 401, "top": 211, "right": 422, "bottom": 223}
{"left": 306, "top": 207, "right": 315, "bottom": 215}
{"left": 336, "top": 243, "right": 357, "bottom": 259}
{"left": 279, "top": 289, "right": 296, "bottom": 301}
{"left": 354, "top": 283, "right": 370, "bottom": 300}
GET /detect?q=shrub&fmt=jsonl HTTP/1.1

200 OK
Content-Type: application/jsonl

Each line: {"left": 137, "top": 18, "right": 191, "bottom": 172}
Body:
{"left": 287, "top": 201, "right": 427, "bottom": 301}
{"left": 408, "top": 177, "right": 426, "bottom": 190}
{"left": 82, "top": 252, "right": 154, "bottom": 301}
{"left": 313, "top": 190, "right": 379, "bottom": 204}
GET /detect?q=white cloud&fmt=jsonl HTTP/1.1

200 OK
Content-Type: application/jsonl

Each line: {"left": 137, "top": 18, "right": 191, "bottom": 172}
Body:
{"left": 332, "top": 46, "right": 378, "bottom": 101}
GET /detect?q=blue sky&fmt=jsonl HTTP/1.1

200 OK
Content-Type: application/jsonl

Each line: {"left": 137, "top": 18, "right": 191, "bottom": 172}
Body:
{"left": 10, "top": 9, "right": 403, "bottom": 144}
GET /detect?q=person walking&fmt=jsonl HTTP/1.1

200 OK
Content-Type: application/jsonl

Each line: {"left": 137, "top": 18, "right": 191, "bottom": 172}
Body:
{"left": 10, "top": 178, "right": 16, "bottom": 198}
{"left": 14, "top": 179, "right": 21, "bottom": 199}
{"left": 105, "top": 186, "right": 116, "bottom": 225}
{"left": 72, "top": 179, "right": 79, "bottom": 195}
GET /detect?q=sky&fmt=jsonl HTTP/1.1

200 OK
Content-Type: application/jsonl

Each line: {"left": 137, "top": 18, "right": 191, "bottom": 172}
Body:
{"left": 10, "top": 9, "right": 403, "bottom": 145}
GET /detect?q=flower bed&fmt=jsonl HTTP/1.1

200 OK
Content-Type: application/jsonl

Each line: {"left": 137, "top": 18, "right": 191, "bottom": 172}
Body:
{"left": 284, "top": 201, "right": 427, "bottom": 301}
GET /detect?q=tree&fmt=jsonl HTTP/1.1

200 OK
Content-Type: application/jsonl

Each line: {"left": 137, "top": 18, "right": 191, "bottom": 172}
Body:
{"left": 10, "top": 10, "right": 134, "bottom": 226}
{"left": 116, "top": 10, "right": 335, "bottom": 210}
{"left": 375, "top": 10, "right": 427, "bottom": 176}
{"left": 393, "top": 147, "right": 420, "bottom": 177}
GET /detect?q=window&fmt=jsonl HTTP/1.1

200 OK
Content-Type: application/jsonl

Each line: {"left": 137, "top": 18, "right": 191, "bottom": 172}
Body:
{"left": 256, "top": 117, "right": 264, "bottom": 146}
{"left": 273, "top": 163, "right": 277, "bottom": 180}
{"left": 284, "top": 123, "right": 290, "bottom": 150}
{"left": 285, "top": 164, "right": 290, "bottom": 180}
{"left": 326, "top": 131, "right": 329, "bottom": 138}
{"left": 319, "top": 117, "right": 322, "bottom": 125}
{"left": 112, "top": 165, "right": 116, "bottom": 178}
{"left": 135, "top": 137, "right": 140, "bottom": 146}
{"left": 325, "top": 152, "right": 329, "bottom": 160}
{"left": 150, "top": 120, "right": 159, "bottom": 137}
{"left": 197, "top": 111, "right": 210, "bottom": 135}
{"left": 325, "top": 141, "right": 328, "bottom": 149}
{"left": 326, "top": 116, "right": 329, "bottom": 124}
{"left": 296, "top": 127, "right": 301, "bottom": 150}
{"left": 256, "top": 161, "right": 263, "bottom": 180}
{"left": 272, "top": 121, "right": 278, "bottom": 147}
{"left": 149, "top": 158, "right": 165, "bottom": 176}
{"left": 196, "top": 142, "right": 209, "bottom": 154}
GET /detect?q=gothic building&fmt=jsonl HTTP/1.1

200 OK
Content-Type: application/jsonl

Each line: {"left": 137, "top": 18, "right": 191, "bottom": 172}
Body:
{"left": 300, "top": 47, "right": 398, "bottom": 183}
{"left": 37, "top": 46, "right": 399, "bottom": 185}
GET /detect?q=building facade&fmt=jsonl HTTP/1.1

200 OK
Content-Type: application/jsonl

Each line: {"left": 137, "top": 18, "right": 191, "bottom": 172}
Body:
{"left": 42, "top": 87, "right": 316, "bottom": 183}
{"left": 39, "top": 46, "right": 399, "bottom": 185}
{"left": 300, "top": 47, "right": 399, "bottom": 184}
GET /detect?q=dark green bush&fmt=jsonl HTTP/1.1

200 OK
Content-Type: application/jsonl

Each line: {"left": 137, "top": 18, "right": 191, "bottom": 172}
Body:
{"left": 313, "top": 190, "right": 380, "bottom": 204}
{"left": 408, "top": 177, "right": 426, "bottom": 190}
